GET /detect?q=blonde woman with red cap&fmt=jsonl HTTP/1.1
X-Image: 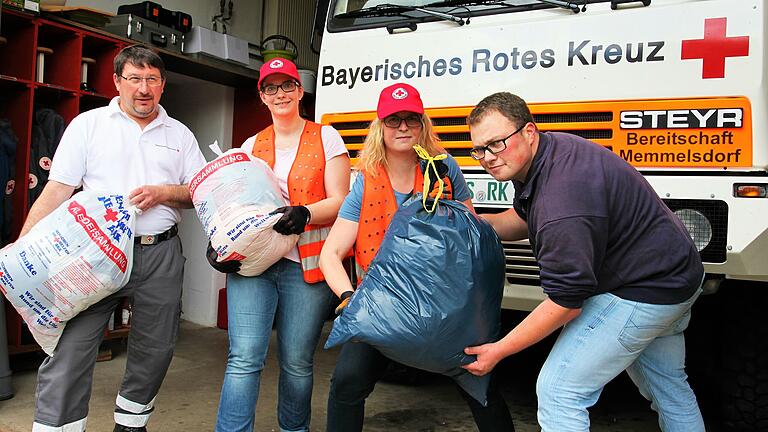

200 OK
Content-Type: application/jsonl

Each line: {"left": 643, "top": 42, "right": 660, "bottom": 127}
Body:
{"left": 208, "top": 58, "right": 350, "bottom": 432}
{"left": 318, "top": 83, "right": 515, "bottom": 431}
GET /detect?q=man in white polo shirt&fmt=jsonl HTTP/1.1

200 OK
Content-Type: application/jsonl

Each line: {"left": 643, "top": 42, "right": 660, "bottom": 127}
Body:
{"left": 20, "top": 45, "right": 206, "bottom": 432}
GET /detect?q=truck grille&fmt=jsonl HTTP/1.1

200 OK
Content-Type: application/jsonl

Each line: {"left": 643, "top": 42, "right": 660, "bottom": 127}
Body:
{"left": 484, "top": 200, "right": 728, "bottom": 286}
{"left": 503, "top": 240, "right": 540, "bottom": 286}
{"left": 325, "top": 107, "right": 615, "bottom": 164}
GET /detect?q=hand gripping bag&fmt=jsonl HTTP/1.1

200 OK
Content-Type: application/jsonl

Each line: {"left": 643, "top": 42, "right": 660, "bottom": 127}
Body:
{"left": 0, "top": 191, "right": 137, "bottom": 355}
{"left": 189, "top": 149, "right": 298, "bottom": 276}
{"left": 324, "top": 196, "right": 505, "bottom": 405}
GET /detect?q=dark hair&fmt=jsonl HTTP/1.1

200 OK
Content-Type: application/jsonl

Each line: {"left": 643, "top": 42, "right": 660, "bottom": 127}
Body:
{"left": 468, "top": 92, "right": 534, "bottom": 129}
{"left": 114, "top": 45, "right": 166, "bottom": 79}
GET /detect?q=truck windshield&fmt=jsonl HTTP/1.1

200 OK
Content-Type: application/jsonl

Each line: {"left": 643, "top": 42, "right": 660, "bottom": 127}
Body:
{"left": 328, "top": 0, "right": 600, "bottom": 32}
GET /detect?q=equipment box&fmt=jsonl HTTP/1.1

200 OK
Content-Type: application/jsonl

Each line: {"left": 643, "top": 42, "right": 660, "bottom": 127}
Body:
{"left": 104, "top": 14, "right": 183, "bottom": 54}
{"left": 224, "top": 34, "right": 248, "bottom": 65}
{"left": 183, "top": 25, "right": 226, "bottom": 60}
{"left": 2, "top": 0, "right": 39, "bottom": 13}
{"left": 116, "top": 1, "right": 162, "bottom": 23}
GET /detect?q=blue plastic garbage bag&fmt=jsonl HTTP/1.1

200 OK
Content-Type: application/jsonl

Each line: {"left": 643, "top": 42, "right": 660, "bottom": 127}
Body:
{"left": 324, "top": 195, "right": 505, "bottom": 405}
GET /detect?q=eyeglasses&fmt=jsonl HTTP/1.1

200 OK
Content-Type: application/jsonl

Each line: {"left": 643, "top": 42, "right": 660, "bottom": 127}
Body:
{"left": 470, "top": 123, "right": 527, "bottom": 160}
{"left": 383, "top": 114, "right": 422, "bottom": 129}
{"left": 119, "top": 75, "right": 164, "bottom": 87}
{"left": 261, "top": 80, "right": 300, "bottom": 95}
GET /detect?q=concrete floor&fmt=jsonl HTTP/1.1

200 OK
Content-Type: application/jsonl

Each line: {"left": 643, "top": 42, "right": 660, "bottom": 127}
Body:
{"left": 0, "top": 321, "right": 661, "bottom": 432}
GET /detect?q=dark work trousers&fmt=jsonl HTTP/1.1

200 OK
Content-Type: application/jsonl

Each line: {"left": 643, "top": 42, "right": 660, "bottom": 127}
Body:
{"left": 326, "top": 341, "right": 515, "bottom": 432}
{"left": 33, "top": 236, "right": 185, "bottom": 431}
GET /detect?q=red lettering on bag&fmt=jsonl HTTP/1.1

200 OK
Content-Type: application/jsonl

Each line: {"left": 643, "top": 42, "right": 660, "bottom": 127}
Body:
{"left": 67, "top": 202, "right": 129, "bottom": 273}
{"left": 189, "top": 152, "right": 249, "bottom": 198}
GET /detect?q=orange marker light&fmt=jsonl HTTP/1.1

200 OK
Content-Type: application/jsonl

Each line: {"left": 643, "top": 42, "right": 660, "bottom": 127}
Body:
{"left": 734, "top": 184, "right": 767, "bottom": 198}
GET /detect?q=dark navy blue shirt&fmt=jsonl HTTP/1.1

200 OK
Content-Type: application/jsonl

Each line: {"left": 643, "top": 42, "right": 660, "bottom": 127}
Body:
{"left": 513, "top": 132, "right": 703, "bottom": 308}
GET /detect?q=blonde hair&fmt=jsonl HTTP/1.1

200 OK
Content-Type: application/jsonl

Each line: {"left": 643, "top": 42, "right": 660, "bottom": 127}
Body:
{"left": 356, "top": 114, "right": 445, "bottom": 176}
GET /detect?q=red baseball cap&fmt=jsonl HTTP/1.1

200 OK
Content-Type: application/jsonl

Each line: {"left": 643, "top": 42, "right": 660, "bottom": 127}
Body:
{"left": 258, "top": 57, "right": 301, "bottom": 89}
{"left": 377, "top": 83, "right": 424, "bottom": 119}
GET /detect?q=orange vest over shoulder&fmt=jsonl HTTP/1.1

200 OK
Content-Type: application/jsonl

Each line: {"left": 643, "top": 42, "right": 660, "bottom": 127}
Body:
{"left": 251, "top": 121, "right": 330, "bottom": 283}
{"left": 354, "top": 162, "right": 453, "bottom": 283}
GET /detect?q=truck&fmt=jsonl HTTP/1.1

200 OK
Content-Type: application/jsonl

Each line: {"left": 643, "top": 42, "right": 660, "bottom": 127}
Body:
{"left": 311, "top": 0, "right": 768, "bottom": 429}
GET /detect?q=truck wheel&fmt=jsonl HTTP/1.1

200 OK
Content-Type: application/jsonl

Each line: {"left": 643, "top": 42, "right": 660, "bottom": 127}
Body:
{"left": 720, "top": 287, "right": 768, "bottom": 431}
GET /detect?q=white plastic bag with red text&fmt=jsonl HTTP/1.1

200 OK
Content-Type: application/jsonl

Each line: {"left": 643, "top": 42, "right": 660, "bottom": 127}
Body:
{"left": 189, "top": 149, "right": 298, "bottom": 276}
{"left": 0, "top": 191, "right": 137, "bottom": 355}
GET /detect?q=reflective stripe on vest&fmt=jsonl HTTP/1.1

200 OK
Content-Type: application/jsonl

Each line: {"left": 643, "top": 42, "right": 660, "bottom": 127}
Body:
{"left": 354, "top": 162, "right": 453, "bottom": 284}
{"left": 252, "top": 121, "right": 331, "bottom": 283}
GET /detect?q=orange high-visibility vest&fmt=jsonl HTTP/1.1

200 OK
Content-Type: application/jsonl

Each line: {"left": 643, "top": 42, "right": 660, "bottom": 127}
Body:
{"left": 354, "top": 162, "right": 453, "bottom": 283}
{"left": 252, "top": 121, "right": 331, "bottom": 283}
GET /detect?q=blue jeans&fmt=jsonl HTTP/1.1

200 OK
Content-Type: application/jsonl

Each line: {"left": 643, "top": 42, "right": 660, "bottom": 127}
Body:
{"left": 215, "top": 259, "right": 334, "bottom": 432}
{"left": 537, "top": 288, "right": 704, "bottom": 432}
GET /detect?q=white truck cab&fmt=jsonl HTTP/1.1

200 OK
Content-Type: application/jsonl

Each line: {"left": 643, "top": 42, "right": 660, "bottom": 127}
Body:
{"left": 312, "top": 1, "right": 768, "bottom": 428}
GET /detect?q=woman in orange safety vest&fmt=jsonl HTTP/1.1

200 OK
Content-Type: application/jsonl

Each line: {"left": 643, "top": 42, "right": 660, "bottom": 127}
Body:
{"left": 318, "top": 83, "right": 515, "bottom": 432}
{"left": 206, "top": 57, "right": 350, "bottom": 432}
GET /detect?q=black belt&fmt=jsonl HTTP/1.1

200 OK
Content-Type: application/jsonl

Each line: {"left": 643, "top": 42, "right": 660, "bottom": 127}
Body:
{"left": 135, "top": 225, "right": 178, "bottom": 246}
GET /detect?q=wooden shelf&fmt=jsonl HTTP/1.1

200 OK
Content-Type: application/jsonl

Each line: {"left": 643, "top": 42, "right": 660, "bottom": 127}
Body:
{"left": 1, "top": 6, "right": 131, "bottom": 354}
{"left": 8, "top": 342, "right": 43, "bottom": 355}
{"left": 105, "top": 327, "right": 131, "bottom": 340}
{"left": 45, "top": 15, "right": 259, "bottom": 89}
{"left": 0, "top": 8, "right": 36, "bottom": 80}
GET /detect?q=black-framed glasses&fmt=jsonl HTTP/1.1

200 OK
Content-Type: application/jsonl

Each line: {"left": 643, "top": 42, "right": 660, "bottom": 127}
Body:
{"left": 383, "top": 114, "right": 422, "bottom": 129}
{"left": 119, "top": 75, "right": 163, "bottom": 87}
{"left": 261, "top": 80, "right": 300, "bottom": 95}
{"left": 470, "top": 123, "right": 527, "bottom": 160}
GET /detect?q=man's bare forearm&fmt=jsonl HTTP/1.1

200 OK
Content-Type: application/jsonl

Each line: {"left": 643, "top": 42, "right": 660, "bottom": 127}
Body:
{"left": 20, "top": 181, "right": 76, "bottom": 237}
{"left": 480, "top": 208, "right": 528, "bottom": 241}
{"left": 160, "top": 184, "right": 193, "bottom": 209}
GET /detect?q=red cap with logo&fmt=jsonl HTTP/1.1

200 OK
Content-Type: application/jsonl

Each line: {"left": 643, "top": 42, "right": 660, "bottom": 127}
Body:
{"left": 377, "top": 83, "right": 424, "bottom": 119}
{"left": 258, "top": 57, "right": 301, "bottom": 89}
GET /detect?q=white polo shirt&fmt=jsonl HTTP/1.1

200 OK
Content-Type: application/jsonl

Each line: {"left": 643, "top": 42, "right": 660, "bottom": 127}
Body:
{"left": 49, "top": 97, "right": 206, "bottom": 235}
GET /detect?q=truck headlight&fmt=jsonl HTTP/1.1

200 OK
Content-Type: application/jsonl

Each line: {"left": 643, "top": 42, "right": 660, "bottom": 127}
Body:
{"left": 673, "top": 208, "right": 712, "bottom": 252}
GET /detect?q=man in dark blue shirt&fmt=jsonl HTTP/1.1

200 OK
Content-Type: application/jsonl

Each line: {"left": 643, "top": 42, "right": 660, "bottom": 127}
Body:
{"left": 462, "top": 92, "right": 704, "bottom": 432}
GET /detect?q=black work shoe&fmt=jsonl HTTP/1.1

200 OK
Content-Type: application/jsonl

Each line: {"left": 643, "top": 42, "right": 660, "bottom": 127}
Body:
{"left": 113, "top": 425, "right": 147, "bottom": 432}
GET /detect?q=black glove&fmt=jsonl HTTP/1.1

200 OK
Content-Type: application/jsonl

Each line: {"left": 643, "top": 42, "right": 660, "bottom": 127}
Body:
{"left": 271, "top": 205, "right": 310, "bottom": 235}
{"left": 421, "top": 159, "right": 449, "bottom": 195}
{"left": 206, "top": 242, "right": 241, "bottom": 273}
{"left": 334, "top": 290, "right": 354, "bottom": 315}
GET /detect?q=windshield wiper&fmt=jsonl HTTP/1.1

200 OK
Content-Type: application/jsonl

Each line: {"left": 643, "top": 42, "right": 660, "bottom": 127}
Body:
{"left": 425, "top": 0, "right": 510, "bottom": 6}
{"left": 536, "top": 0, "right": 584, "bottom": 13}
{"left": 427, "top": 0, "right": 583, "bottom": 12}
{"left": 337, "top": 3, "right": 467, "bottom": 25}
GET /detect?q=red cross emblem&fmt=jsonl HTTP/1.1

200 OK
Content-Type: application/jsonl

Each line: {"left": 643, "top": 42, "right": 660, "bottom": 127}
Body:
{"left": 104, "top": 208, "right": 119, "bottom": 222}
{"left": 392, "top": 87, "right": 408, "bottom": 100}
{"left": 681, "top": 17, "right": 749, "bottom": 79}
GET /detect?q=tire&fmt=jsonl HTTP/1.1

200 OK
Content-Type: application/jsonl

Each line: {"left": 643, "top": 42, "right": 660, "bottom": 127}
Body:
{"left": 719, "top": 284, "right": 768, "bottom": 431}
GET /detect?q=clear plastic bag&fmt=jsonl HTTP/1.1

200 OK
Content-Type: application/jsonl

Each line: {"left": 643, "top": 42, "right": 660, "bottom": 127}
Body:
{"left": 0, "top": 191, "right": 137, "bottom": 355}
{"left": 189, "top": 149, "right": 297, "bottom": 276}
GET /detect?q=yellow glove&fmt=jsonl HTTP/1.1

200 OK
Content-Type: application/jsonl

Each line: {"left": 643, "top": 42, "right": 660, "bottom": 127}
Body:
{"left": 335, "top": 291, "right": 354, "bottom": 315}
